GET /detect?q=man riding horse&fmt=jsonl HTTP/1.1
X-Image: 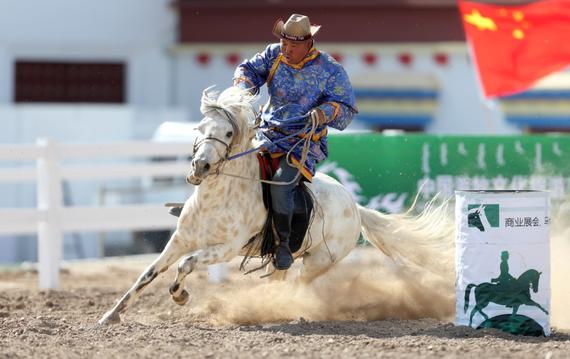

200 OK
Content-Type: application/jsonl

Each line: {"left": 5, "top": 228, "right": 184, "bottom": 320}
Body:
{"left": 490, "top": 251, "right": 515, "bottom": 291}
{"left": 98, "top": 18, "right": 456, "bottom": 324}
{"left": 232, "top": 14, "right": 358, "bottom": 270}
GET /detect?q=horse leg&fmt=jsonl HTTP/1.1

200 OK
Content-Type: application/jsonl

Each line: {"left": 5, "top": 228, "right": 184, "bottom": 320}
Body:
{"left": 527, "top": 299, "right": 549, "bottom": 315}
{"left": 469, "top": 306, "right": 478, "bottom": 327}
{"left": 298, "top": 244, "right": 337, "bottom": 285}
{"left": 169, "top": 244, "right": 237, "bottom": 305}
{"left": 469, "top": 303, "right": 489, "bottom": 327}
{"left": 479, "top": 307, "right": 489, "bottom": 321}
{"left": 98, "top": 232, "right": 186, "bottom": 325}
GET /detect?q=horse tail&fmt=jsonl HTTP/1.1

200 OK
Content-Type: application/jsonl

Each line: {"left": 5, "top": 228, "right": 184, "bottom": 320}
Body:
{"left": 464, "top": 284, "right": 475, "bottom": 313}
{"left": 357, "top": 198, "right": 454, "bottom": 274}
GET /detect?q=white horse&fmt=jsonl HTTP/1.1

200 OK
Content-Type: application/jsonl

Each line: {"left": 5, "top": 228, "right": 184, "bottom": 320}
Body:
{"left": 98, "top": 86, "right": 453, "bottom": 325}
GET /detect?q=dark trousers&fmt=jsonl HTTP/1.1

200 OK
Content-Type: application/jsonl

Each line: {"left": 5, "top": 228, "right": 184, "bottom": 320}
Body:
{"left": 270, "top": 157, "right": 301, "bottom": 215}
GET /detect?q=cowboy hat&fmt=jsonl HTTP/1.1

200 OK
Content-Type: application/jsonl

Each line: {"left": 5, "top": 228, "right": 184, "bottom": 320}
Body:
{"left": 272, "top": 14, "right": 321, "bottom": 41}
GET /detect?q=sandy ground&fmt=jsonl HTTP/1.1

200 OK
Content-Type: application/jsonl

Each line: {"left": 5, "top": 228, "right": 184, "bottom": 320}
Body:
{"left": 1, "top": 246, "right": 569, "bottom": 359}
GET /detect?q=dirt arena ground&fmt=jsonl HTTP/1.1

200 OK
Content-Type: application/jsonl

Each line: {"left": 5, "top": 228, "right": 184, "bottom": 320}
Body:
{"left": 1, "top": 244, "right": 569, "bottom": 359}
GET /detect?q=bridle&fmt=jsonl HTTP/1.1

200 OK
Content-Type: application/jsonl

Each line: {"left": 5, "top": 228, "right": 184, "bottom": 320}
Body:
{"left": 191, "top": 106, "right": 240, "bottom": 176}
{"left": 190, "top": 104, "right": 318, "bottom": 186}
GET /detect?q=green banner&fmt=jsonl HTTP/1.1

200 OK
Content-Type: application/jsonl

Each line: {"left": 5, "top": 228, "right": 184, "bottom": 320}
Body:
{"left": 319, "top": 134, "right": 570, "bottom": 213}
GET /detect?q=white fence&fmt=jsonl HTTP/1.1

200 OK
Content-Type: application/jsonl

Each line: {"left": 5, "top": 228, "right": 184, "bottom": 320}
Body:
{"left": 0, "top": 138, "right": 195, "bottom": 289}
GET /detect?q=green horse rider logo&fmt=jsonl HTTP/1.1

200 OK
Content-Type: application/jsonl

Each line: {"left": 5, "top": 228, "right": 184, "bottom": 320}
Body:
{"left": 467, "top": 204, "right": 499, "bottom": 231}
{"left": 464, "top": 250, "right": 549, "bottom": 336}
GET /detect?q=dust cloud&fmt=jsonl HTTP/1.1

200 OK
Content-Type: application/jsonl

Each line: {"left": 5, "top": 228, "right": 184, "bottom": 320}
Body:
{"left": 186, "top": 204, "right": 569, "bottom": 331}
{"left": 187, "top": 246, "right": 455, "bottom": 326}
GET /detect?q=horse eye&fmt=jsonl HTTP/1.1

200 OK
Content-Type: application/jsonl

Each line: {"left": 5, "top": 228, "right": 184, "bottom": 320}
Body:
{"left": 226, "top": 131, "right": 233, "bottom": 138}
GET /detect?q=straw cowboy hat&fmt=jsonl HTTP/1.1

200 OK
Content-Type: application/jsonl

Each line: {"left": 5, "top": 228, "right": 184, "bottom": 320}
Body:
{"left": 272, "top": 14, "right": 321, "bottom": 41}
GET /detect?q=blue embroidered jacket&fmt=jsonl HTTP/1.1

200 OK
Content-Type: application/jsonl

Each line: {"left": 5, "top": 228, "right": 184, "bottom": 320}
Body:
{"left": 234, "top": 43, "right": 357, "bottom": 180}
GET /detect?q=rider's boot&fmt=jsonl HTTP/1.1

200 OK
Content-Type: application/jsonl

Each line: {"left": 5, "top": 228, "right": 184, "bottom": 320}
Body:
{"left": 273, "top": 212, "right": 294, "bottom": 270}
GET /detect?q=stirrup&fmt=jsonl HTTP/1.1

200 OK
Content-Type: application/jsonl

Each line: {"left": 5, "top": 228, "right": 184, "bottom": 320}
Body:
{"left": 274, "top": 243, "right": 294, "bottom": 270}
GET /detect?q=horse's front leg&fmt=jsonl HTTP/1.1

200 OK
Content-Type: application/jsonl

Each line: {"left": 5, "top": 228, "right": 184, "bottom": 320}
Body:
{"left": 169, "top": 244, "right": 237, "bottom": 305}
{"left": 527, "top": 299, "right": 549, "bottom": 315}
{"left": 98, "top": 232, "right": 186, "bottom": 325}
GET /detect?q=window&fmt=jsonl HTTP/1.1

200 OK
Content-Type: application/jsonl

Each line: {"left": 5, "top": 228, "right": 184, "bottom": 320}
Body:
{"left": 14, "top": 61, "right": 125, "bottom": 103}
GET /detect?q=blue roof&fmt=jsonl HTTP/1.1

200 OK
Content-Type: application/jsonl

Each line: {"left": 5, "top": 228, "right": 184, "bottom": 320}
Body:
{"left": 506, "top": 116, "right": 570, "bottom": 128}
{"left": 356, "top": 114, "right": 431, "bottom": 128}
{"left": 502, "top": 90, "right": 570, "bottom": 100}
{"left": 354, "top": 89, "right": 438, "bottom": 100}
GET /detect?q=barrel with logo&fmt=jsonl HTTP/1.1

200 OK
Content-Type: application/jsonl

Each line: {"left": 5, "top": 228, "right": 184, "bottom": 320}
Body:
{"left": 455, "top": 190, "right": 550, "bottom": 336}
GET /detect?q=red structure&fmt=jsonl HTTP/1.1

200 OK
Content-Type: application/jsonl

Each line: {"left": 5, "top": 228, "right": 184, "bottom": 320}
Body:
{"left": 174, "top": 0, "right": 467, "bottom": 43}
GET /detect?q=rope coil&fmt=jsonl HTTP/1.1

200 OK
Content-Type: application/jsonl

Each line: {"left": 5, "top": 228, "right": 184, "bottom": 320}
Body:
{"left": 220, "top": 113, "right": 319, "bottom": 185}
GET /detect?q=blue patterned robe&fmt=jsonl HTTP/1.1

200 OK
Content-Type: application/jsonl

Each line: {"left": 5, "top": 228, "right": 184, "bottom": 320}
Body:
{"left": 234, "top": 43, "right": 357, "bottom": 180}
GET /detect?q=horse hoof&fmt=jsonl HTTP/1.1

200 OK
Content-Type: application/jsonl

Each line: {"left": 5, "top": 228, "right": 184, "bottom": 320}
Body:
{"left": 98, "top": 311, "right": 121, "bottom": 325}
{"left": 172, "top": 289, "right": 189, "bottom": 306}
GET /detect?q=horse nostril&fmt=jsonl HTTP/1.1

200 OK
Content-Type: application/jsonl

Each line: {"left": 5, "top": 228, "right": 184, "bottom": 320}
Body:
{"left": 204, "top": 163, "right": 211, "bottom": 171}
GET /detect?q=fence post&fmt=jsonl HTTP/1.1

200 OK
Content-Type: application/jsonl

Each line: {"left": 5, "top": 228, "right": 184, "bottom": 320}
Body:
{"left": 36, "top": 138, "right": 63, "bottom": 289}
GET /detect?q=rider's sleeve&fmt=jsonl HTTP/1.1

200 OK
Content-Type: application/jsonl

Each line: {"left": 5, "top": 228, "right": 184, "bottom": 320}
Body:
{"left": 233, "top": 44, "right": 280, "bottom": 95}
{"left": 316, "top": 67, "right": 358, "bottom": 131}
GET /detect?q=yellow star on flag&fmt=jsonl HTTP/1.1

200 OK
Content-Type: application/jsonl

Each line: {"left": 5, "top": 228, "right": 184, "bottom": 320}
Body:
{"left": 513, "top": 29, "right": 525, "bottom": 40}
{"left": 464, "top": 9, "right": 497, "bottom": 31}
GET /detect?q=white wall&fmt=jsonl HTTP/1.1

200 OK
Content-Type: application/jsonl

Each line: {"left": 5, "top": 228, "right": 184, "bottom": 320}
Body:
{"left": 428, "top": 53, "right": 517, "bottom": 134}
{"left": 0, "top": 0, "right": 176, "bottom": 107}
{"left": 0, "top": 48, "right": 10, "bottom": 103}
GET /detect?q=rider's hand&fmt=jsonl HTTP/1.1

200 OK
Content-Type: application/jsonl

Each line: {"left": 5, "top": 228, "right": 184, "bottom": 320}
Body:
{"left": 309, "top": 108, "right": 327, "bottom": 126}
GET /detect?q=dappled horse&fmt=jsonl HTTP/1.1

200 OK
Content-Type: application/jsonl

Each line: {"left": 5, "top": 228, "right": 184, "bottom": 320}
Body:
{"left": 99, "top": 87, "right": 452, "bottom": 325}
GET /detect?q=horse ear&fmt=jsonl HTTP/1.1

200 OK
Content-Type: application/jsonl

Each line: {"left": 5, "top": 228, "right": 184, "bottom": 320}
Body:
{"left": 200, "top": 85, "right": 218, "bottom": 115}
{"left": 202, "top": 85, "right": 216, "bottom": 100}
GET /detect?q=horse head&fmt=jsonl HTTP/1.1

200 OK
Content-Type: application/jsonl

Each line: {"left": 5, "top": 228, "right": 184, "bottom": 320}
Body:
{"left": 187, "top": 86, "right": 258, "bottom": 185}
{"left": 467, "top": 205, "right": 486, "bottom": 232}
{"left": 518, "top": 269, "right": 541, "bottom": 293}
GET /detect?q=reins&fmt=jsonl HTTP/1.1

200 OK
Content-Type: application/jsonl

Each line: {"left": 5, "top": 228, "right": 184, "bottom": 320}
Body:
{"left": 194, "top": 109, "right": 320, "bottom": 186}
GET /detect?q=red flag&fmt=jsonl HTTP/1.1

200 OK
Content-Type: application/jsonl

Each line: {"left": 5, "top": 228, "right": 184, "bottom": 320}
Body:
{"left": 458, "top": 0, "right": 570, "bottom": 98}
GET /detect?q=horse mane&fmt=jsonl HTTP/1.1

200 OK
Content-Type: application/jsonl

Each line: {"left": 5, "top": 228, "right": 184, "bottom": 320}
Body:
{"left": 200, "top": 86, "right": 258, "bottom": 147}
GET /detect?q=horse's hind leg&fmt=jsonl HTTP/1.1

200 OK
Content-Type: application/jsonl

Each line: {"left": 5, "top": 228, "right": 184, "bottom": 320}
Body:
{"left": 169, "top": 244, "right": 236, "bottom": 305}
{"left": 298, "top": 244, "right": 337, "bottom": 285}
{"left": 98, "top": 232, "right": 186, "bottom": 325}
{"left": 469, "top": 307, "right": 478, "bottom": 327}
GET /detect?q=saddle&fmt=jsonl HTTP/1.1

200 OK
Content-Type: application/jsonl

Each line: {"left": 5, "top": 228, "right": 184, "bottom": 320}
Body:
{"left": 256, "top": 152, "right": 314, "bottom": 256}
